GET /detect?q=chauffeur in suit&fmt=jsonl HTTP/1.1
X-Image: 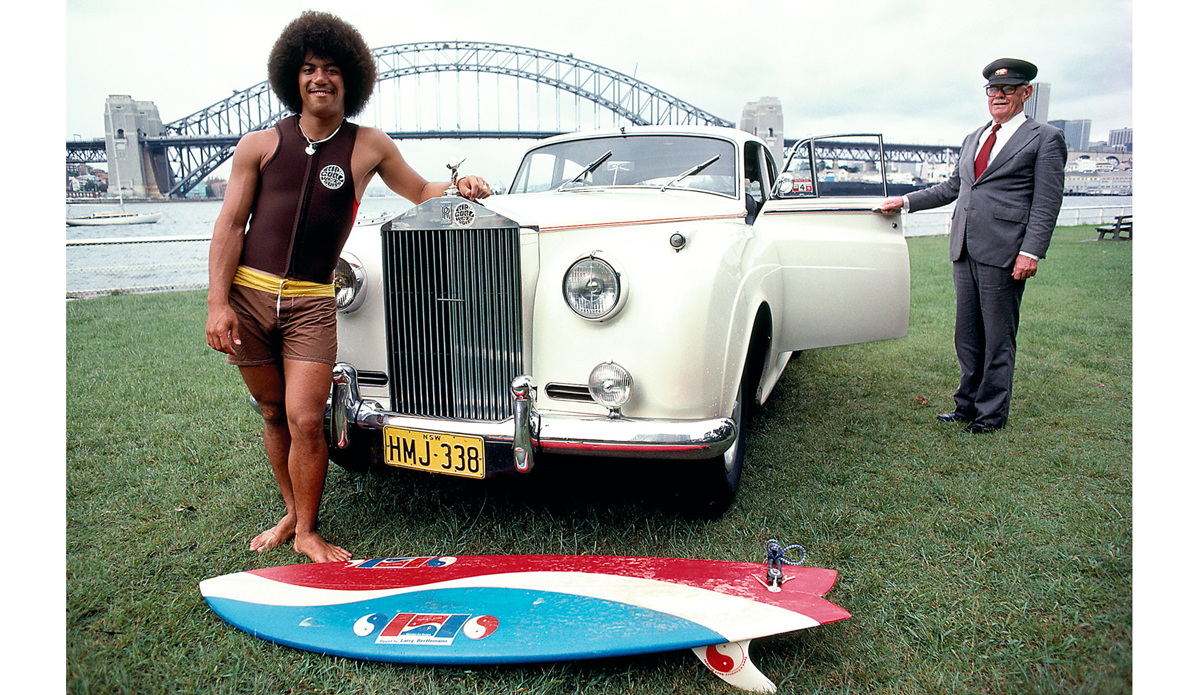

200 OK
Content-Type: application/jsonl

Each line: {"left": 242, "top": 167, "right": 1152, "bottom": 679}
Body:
{"left": 880, "top": 58, "right": 1067, "bottom": 433}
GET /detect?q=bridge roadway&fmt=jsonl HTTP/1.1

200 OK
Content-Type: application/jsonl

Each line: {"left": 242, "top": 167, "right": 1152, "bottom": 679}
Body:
{"left": 67, "top": 131, "right": 1132, "bottom": 168}
{"left": 68, "top": 132, "right": 1130, "bottom": 168}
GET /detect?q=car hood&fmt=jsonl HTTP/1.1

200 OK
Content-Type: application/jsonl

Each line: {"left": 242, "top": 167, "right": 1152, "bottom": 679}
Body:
{"left": 482, "top": 189, "right": 746, "bottom": 231}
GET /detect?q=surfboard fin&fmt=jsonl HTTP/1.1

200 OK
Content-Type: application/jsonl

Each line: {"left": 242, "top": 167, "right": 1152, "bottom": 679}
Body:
{"left": 691, "top": 639, "right": 776, "bottom": 692}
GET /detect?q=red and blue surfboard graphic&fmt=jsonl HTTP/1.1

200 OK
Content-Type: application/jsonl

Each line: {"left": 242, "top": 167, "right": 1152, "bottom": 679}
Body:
{"left": 200, "top": 555, "right": 849, "bottom": 691}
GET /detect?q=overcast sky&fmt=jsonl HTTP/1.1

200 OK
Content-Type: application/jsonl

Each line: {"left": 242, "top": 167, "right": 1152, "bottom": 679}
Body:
{"left": 65, "top": 0, "right": 1133, "bottom": 184}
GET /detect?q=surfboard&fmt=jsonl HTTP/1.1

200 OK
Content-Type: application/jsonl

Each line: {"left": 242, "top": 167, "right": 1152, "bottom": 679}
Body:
{"left": 200, "top": 554, "right": 850, "bottom": 692}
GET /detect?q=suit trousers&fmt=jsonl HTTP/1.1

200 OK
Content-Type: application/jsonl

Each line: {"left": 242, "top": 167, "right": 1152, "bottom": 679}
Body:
{"left": 952, "top": 253, "right": 1026, "bottom": 426}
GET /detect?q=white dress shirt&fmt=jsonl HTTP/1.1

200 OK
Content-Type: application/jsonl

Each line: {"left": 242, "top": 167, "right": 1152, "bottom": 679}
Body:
{"left": 975, "top": 114, "right": 1027, "bottom": 171}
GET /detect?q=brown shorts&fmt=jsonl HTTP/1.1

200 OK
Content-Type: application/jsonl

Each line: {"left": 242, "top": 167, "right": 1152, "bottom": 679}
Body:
{"left": 226, "top": 281, "right": 338, "bottom": 367}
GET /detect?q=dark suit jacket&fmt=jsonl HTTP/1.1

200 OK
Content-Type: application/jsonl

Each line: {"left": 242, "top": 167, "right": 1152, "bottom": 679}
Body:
{"left": 907, "top": 119, "right": 1067, "bottom": 268}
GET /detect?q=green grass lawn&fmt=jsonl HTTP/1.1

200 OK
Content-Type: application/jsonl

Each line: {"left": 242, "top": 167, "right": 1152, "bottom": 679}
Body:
{"left": 65, "top": 225, "right": 1131, "bottom": 694}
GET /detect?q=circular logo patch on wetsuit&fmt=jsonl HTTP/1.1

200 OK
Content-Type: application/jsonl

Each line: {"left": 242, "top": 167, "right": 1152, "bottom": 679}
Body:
{"left": 319, "top": 165, "right": 346, "bottom": 190}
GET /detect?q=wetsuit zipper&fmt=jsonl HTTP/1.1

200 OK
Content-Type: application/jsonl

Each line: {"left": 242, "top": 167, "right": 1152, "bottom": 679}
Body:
{"left": 279, "top": 138, "right": 318, "bottom": 316}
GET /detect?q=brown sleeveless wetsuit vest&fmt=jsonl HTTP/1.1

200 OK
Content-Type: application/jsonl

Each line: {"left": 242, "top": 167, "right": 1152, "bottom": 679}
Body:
{"left": 240, "top": 115, "right": 360, "bottom": 284}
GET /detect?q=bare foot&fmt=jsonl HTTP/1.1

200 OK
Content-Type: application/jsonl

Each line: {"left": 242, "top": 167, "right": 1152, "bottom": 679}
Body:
{"left": 249, "top": 515, "right": 296, "bottom": 553}
{"left": 293, "top": 531, "right": 352, "bottom": 564}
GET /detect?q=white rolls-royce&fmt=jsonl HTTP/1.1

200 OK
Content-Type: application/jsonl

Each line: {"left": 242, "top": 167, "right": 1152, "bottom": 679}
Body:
{"left": 327, "top": 126, "right": 910, "bottom": 514}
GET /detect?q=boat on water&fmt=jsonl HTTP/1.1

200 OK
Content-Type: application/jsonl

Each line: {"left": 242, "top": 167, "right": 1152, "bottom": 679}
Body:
{"left": 66, "top": 210, "right": 163, "bottom": 226}
{"left": 67, "top": 138, "right": 162, "bottom": 226}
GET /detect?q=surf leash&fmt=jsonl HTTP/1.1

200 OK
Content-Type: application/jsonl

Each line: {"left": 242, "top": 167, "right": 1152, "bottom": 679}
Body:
{"left": 762, "top": 539, "right": 806, "bottom": 592}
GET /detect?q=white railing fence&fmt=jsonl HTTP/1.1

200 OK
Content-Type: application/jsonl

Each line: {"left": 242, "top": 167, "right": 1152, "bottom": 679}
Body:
{"left": 66, "top": 235, "right": 210, "bottom": 299}
{"left": 904, "top": 204, "right": 1134, "bottom": 238}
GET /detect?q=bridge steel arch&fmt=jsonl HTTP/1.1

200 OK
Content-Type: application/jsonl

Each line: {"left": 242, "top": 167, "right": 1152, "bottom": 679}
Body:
{"left": 371, "top": 42, "right": 733, "bottom": 131}
{"left": 147, "top": 41, "right": 732, "bottom": 198}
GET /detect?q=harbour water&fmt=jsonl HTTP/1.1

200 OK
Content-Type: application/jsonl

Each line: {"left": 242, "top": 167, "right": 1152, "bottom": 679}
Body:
{"left": 64, "top": 194, "right": 1133, "bottom": 298}
{"left": 65, "top": 196, "right": 411, "bottom": 298}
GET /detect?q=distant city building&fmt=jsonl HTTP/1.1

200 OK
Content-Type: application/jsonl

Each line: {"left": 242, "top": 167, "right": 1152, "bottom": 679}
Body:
{"left": 739, "top": 97, "right": 785, "bottom": 165}
{"left": 1049, "top": 119, "right": 1092, "bottom": 150}
{"left": 1064, "top": 150, "right": 1132, "bottom": 195}
{"left": 1109, "top": 127, "right": 1133, "bottom": 152}
{"left": 104, "top": 95, "right": 167, "bottom": 199}
{"left": 1023, "top": 83, "right": 1050, "bottom": 123}
{"left": 65, "top": 164, "right": 108, "bottom": 197}
{"left": 205, "top": 177, "right": 228, "bottom": 199}
{"left": 1063, "top": 169, "right": 1132, "bottom": 196}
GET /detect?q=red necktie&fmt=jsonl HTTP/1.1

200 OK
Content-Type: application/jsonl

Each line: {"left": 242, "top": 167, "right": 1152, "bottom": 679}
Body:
{"left": 975, "top": 123, "right": 1001, "bottom": 180}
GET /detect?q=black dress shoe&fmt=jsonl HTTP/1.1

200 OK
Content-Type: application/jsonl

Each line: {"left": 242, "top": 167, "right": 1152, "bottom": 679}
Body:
{"left": 966, "top": 421, "right": 1002, "bottom": 434}
{"left": 936, "top": 412, "right": 971, "bottom": 423}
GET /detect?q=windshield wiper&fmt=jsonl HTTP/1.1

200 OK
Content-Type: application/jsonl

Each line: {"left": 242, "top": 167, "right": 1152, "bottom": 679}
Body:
{"left": 661, "top": 155, "right": 720, "bottom": 192}
{"left": 558, "top": 150, "right": 613, "bottom": 190}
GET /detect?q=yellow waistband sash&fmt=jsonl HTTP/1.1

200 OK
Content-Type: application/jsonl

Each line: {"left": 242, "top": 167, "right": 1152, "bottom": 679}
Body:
{"left": 232, "top": 266, "right": 335, "bottom": 298}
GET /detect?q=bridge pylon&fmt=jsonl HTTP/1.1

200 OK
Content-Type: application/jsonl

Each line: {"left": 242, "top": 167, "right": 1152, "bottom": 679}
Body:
{"left": 104, "top": 96, "right": 172, "bottom": 199}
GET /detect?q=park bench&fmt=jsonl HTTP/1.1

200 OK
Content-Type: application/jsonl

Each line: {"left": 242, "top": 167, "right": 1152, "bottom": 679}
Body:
{"left": 1096, "top": 214, "right": 1132, "bottom": 241}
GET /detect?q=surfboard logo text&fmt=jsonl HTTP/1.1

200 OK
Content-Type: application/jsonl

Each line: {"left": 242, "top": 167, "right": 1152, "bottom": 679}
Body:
{"left": 350, "top": 556, "right": 457, "bottom": 570}
{"left": 354, "top": 612, "right": 499, "bottom": 645}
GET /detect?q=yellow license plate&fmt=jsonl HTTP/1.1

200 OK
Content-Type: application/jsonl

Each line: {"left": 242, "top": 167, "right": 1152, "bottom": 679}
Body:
{"left": 383, "top": 426, "right": 486, "bottom": 479}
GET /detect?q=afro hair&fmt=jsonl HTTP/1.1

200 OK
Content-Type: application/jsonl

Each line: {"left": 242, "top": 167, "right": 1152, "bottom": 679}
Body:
{"left": 267, "top": 11, "right": 377, "bottom": 117}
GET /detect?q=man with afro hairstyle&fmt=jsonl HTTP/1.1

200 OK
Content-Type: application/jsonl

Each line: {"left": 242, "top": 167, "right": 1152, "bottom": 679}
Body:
{"left": 266, "top": 11, "right": 377, "bottom": 120}
{"left": 206, "top": 11, "right": 491, "bottom": 563}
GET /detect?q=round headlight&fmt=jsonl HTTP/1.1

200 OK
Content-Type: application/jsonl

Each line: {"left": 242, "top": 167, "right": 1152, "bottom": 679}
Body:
{"left": 334, "top": 253, "right": 366, "bottom": 313}
{"left": 563, "top": 256, "right": 622, "bottom": 320}
{"left": 588, "top": 361, "right": 633, "bottom": 410}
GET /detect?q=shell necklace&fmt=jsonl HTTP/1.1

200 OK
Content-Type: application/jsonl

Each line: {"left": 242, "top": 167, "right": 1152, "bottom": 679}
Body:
{"left": 298, "top": 120, "right": 342, "bottom": 156}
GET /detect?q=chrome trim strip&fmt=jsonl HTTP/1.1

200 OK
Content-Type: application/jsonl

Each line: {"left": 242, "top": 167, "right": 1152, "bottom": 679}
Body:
{"left": 761, "top": 205, "right": 884, "bottom": 214}
{"left": 511, "top": 375, "right": 535, "bottom": 472}
{"left": 544, "top": 382, "right": 592, "bottom": 402}
{"left": 326, "top": 365, "right": 735, "bottom": 461}
{"left": 536, "top": 413, "right": 735, "bottom": 459}
{"left": 540, "top": 213, "right": 746, "bottom": 232}
{"left": 329, "top": 364, "right": 383, "bottom": 450}
{"left": 356, "top": 370, "right": 389, "bottom": 386}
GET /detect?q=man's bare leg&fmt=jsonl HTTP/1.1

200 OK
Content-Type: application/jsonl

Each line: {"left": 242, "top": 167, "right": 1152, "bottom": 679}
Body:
{"left": 239, "top": 364, "right": 298, "bottom": 553}
{"left": 281, "top": 358, "right": 351, "bottom": 563}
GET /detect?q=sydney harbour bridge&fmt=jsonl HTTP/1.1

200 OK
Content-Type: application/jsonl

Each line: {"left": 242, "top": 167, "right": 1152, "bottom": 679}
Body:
{"left": 66, "top": 41, "right": 959, "bottom": 199}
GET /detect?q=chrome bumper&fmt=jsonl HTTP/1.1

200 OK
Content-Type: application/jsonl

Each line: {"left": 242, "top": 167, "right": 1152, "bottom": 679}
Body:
{"left": 327, "top": 363, "right": 735, "bottom": 474}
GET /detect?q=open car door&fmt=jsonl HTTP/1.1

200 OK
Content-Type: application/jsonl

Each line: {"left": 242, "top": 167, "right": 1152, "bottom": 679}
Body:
{"left": 753, "top": 134, "right": 910, "bottom": 352}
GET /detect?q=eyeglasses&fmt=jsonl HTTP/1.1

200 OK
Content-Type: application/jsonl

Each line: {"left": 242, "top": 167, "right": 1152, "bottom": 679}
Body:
{"left": 985, "top": 84, "right": 1027, "bottom": 96}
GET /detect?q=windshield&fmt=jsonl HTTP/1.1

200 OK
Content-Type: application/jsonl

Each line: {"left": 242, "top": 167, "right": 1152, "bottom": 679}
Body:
{"left": 509, "top": 135, "right": 738, "bottom": 197}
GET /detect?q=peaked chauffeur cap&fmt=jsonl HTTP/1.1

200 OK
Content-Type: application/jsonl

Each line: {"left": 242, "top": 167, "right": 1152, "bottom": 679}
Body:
{"left": 983, "top": 58, "right": 1037, "bottom": 85}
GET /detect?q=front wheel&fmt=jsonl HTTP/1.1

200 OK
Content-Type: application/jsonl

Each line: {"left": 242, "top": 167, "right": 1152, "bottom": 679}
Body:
{"left": 688, "top": 381, "right": 748, "bottom": 517}
{"left": 683, "top": 309, "right": 769, "bottom": 517}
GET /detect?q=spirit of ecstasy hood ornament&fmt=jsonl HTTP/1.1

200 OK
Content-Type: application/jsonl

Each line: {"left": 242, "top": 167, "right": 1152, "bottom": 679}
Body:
{"left": 445, "top": 158, "right": 466, "bottom": 196}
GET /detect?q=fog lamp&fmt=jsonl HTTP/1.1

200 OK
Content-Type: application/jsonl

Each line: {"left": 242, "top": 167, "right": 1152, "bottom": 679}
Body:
{"left": 588, "top": 361, "right": 633, "bottom": 417}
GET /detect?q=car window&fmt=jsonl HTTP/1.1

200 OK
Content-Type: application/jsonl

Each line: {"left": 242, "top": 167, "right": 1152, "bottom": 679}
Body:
{"left": 509, "top": 135, "right": 738, "bottom": 197}
{"left": 776, "top": 141, "right": 815, "bottom": 197}
{"left": 775, "top": 135, "right": 887, "bottom": 198}
{"left": 744, "top": 142, "right": 775, "bottom": 203}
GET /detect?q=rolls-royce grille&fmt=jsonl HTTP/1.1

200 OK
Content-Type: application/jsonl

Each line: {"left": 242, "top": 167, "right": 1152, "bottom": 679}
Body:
{"left": 382, "top": 226, "right": 523, "bottom": 421}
